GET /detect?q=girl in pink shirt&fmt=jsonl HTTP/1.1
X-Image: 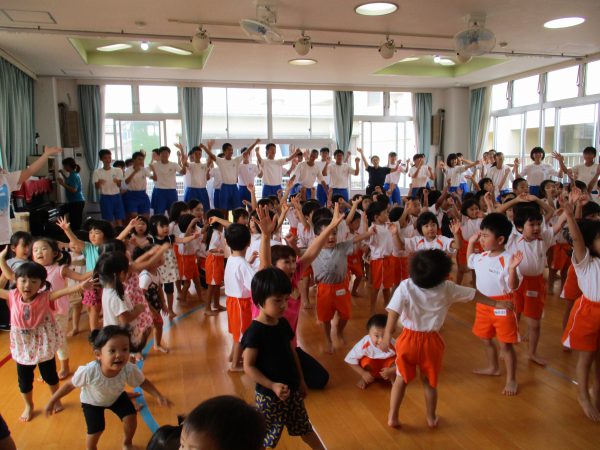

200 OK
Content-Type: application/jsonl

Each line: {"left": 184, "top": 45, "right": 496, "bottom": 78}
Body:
{"left": 0, "top": 251, "right": 90, "bottom": 422}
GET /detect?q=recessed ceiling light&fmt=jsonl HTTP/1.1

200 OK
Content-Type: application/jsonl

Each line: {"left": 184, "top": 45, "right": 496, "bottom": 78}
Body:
{"left": 140, "top": 41, "right": 149, "bottom": 51}
{"left": 543, "top": 17, "right": 585, "bottom": 29}
{"left": 400, "top": 57, "right": 419, "bottom": 62}
{"left": 289, "top": 58, "right": 317, "bottom": 65}
{"left": 355, "top": 2, "right": 398, "bottom": 16}
{"left": 96, "top": 43, "right": 132, "bottom": 52}
{"left": 158, "top": 46, "right": 192, "bottom": 56}
{"left": 438, "top": 58, "right": 456, "bottom": 66}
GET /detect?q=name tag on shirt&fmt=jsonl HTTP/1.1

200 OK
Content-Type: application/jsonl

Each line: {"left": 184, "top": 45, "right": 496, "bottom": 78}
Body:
{"left": 526, "top": 291, "right": 538, "bottom": 298}
{"left": 493, "top": 309, "right": 507, "bottom": 317}
{"left": 336, "top": 289, "right": 346, "bottom": 296}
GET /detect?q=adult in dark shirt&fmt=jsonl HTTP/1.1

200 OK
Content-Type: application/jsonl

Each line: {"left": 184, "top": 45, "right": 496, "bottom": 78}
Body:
{"left": 241, "top": 267, "right": 324, "bottom": 449}
{"left": 357, "top": 148, "right": 401, "bottom": 196}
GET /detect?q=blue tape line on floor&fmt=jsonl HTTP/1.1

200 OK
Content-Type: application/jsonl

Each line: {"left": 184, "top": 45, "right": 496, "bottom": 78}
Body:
{"left": 134, "top": 304, "right": 205, "bottom": 433}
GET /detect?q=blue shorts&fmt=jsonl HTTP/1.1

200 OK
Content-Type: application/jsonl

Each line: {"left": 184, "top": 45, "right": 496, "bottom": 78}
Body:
{"left": 184, "top": 187, "right": 210, "bottom": 211}
{"left": 291, "top": 184, "right": 313, "bottom": 199}
{"left": 316, "top": 184, "right": 328, "bottom": 206}
{"left": 459, "top": 182, "right": 470, "bottom": 193}
{"left": 262, "top": 184, "right": 281, "bottom": 199}
{"left": 151, "top": 188, "right": 178, "bottom": 215}
{"left": 99, "top": 194, "right": 125, "bottom": 222}
{"left": 410, "top": 187, "right": 424, "bottom": 199}
{"left": 529, "top": 185, "right": 540, "bottom": 197}
{"left": 219, "top": 183, "right": 240, "bottom": 211}
{"left": 238, "top": 185, "right": 251, "bottom": 206}
{"left": 383, "top": 184, "right": 401, "bottom": 205}
{"left": 213, "top": 189, "right": 221, "bottom": 209}
{"left": 124, "top": 190, "right": 150, "bottom": 214}
{"left": 331, "top": 188, "right": 349, "bottom": 203}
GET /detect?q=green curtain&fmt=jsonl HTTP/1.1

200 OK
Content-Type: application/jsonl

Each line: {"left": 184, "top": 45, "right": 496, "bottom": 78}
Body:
{"left": 78, "top": 85, "right": 102, "bottom": 201}
{"left": 334, "top": 91, "right": 353, "bottom": 151}
{"left": 182, "top": 87, "right": 203, "bottom": 149}
{"left": 468, "top": 87, "right": 491, "bottom": 161}
{"left": 414, "top": 93, "right": 432, "bottom": 160}
{"left": 0, "top": 57, "right": 35, "bottom": 171}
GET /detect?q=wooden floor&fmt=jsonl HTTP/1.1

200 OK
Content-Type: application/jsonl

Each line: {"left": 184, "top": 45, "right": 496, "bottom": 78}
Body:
{"left": 1, "top": 274, "right": 599, "bottom": 449}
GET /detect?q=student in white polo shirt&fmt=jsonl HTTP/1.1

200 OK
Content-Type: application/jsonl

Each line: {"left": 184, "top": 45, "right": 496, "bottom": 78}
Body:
{"left": 149, "top": 146, "right": 185, "bottom": 215}
{"left": 514, "top": 147, "right": 561, "bottom": 197}
{"left": 315, "top": 147, "right": 331, "bottom": 206}
{"left": 291, "top": 149, "right": 328, "bottom": 201}
{"left": 237, "top": 148, "right": 261, "bottom": 206}
{"left": 181, "top": 143, "right": 212, "bottom": 212}
{"left": 324, "top": 149, "right": 359, "bottom": 203}
{"left": 255, "top": 143, "right": 301, "bottom": 198}
{"left": 123, "top": 151, "right": 155, "bottom": 220}
{"left": 204, "top": 140, "right": 259, "bottom": 212}
{"left": 554, "top": 146, "right": 599, "bottom": 197}
{"left": 93, "top": 149, "right": 125, "bottom": 226}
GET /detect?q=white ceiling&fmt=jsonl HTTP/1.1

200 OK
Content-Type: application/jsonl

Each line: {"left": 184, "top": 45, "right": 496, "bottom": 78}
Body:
{"left": 1, "top": 0, "right": 599, "bottom": 88}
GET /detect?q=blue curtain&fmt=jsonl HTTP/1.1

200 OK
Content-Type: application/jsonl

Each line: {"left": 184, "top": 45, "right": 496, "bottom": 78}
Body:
{"left": 0, "top": 57, "right": 35, "bottom": 171}
{"left": 182, "top": 87, "right": 203, "bottom": 148}
{"left": 468, "top": 87, "right": 491, "bottom": 161}
{"left": 334, "top": 91, "right": 353, "bottom": 151}
{"left": 414, "top": 93, "right": 432, "bottom": 160}
{"left": 78, "top": 85, "right": 102, "bottom": 201}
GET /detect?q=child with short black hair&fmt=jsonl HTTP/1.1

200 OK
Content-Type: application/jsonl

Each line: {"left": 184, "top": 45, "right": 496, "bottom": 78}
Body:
{"left": 383, "top": 249, "right": 477, "bottom": 428}
{"left": 345, "top": 314, "right": 396, "bottom": 389}
{"left": 93, "top": 149, "right": 125, "bottom": 226}
{"left": 180, "top": 395, "right": 265, "bottom": 450}
{"left": 6, "top": 231, "right": 32, "bottom": 270}
{"left": 204, "top": 209, "right": 226, "bottom": 315}
{"left": 366, "top": 201, "right": 395, "bottom": 313}
{"left": 242, "top": 267, "right": 324, "bottom": 449}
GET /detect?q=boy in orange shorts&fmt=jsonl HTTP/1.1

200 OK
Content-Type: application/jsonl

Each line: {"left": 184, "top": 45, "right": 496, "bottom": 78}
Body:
{"left": 366, "top": 202, "right": 395, "bottom": 314}
{"left": 311, "top": 213, "right": 374, "bottom": 353}
{"left": 345, "top": 314, "right": 396, "bottom": 389}
{"left": 468, "top": 213, "right": 523, "bottom": 396}
{"left": 223, "top": 223, "right": 257, "bottom": 372}
{"left": 506, "top": 204, "right": 558, "bottom": 366}
{"left": 382, "top": 249, "right": 477, "bottom": 428}
{"left": 344, "top": 196, "right": 367, "bottom": 297}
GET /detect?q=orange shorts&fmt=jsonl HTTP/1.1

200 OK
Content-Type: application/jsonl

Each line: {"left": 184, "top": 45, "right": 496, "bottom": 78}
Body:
{"left": 205, "top": 253, "right": 224, "bottom": 285}
{"left": 562, "top": 296, "right": 600, "bottom": 351}
{"left": 561, "top": 264, "right": 581, "bottom": 301}
{"left": 347, "top": 250, "right": 364, "bottom": 278}
{"left": 226, "top": 296, "right": 253, "bottom": 342}
{"left": 551, "top": 243, "right": 571, "bottom": 271}
{"left": 514, "top": 274, "right": 546, "bottom": 320}
{"left": 176, "top": 253, "right": 200, "bottom": 280}
{"left": 393, "top": 255, "right": 409, "bottom": 284}
{"left": 359, "top": 355, "right": 396, "bottom": 379}
{"left": 290, "top": 227, "right": 298, "bottom": 236}
{"left": 316, "top": 280, "right": 351, "bottom": 323}
{"left": 472, "top": 295, "right": 520, "bottom": 344}
{"left": 371, "top": 256, "right": 395, "bottom": 289}
{"left": 394, "top": 328, "right": 445, "bottom": 387}
{"left": 457, "top": 238, "right": 482, "bottom": 266}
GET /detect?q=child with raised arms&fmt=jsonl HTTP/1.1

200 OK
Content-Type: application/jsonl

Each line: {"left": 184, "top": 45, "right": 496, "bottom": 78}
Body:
{"left": 0, "top": 258, "right": 91, "bottom": 422}
{"left": 45, "top": 326, "right": 171, "bottom": 450}
{"left": 382, "top": 249, "right": 477, "bottom": 428}
{"left": 345, "top": 314, "right": 396, "bottom": 389}
{"left": 242, "top": 267, "right": 325, "bottom": 449}
{"left": 467, "top": 213, "right": 523, "bottom": 395}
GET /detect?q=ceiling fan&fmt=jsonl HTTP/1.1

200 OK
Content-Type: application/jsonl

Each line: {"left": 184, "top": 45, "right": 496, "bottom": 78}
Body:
{"left": 455, "top": 14, "right": 496, "bottom": 58}
{"left": 239, "top": 0, "right": 284, "bottom": 44}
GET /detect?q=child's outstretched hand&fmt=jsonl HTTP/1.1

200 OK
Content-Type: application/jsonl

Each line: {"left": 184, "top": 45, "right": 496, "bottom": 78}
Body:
{"left": 331, "top": 203, "right": 344, "bottom": 228}
{"left": 155, "top": 394, "right": 173, "bottom": 407}
{"left": 495, "top": 300, "right": 514, "bottom": 311}
{"left": 450, "top": 219, "right": 461, "bottom": 236}
{"left": 246, "top": 184, "right": 255, "bottom": 193}
{"left": 272, "top": 383, "right": 290, "bottom": 401}
{"left": 256, "top": 205, "right": 277, "bottom": 236}
{"left": 80, "top": 277, "right": 97, "bottom": 292}
{"left": 56, "top": 216, "right": 70, "bottom": 231}
{"left": 509, "top": 250, "right": 523, "bottom": 270}
{"left": 352, "top": 195, "right": 363, "bottom": 207}
{"left": 248, "top": 251, "right": 259, "bottom": 265}
{"left": 468, "top": 230, "right": 481, "bottom": 244}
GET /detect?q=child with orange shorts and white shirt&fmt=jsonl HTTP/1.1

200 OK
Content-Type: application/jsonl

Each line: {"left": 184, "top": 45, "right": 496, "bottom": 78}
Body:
{"left": 468, "top": 213, "right": 523, "bottom": 396}
{"left": 345, "top": 314, "right": 396, "bottom": 389}
{"left": 561, "top": 190, "right": 600, "bottom": 421}
{"left": 205, "top": 209, "right": 227, "bottom": 315}
{"left": 382, "top": 249, "right": 476, "bottom": 429}
{"left": 366, "top": 202, "right": 395, "bottom": 314}
{"left": 311, "top": 206, "right": 374, "bottom": 353}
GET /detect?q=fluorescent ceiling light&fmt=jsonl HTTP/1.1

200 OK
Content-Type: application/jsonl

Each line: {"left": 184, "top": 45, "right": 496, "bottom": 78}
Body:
{"left": 355, "top": 2, "right": 398, "bottom": 16}
{"left": 96, "top": 43, "right": 132, "bottom": 52}
{"left": 400, "top": 57, "right": 419, "bottom": 62}
{"left": 543, "top": 17, "right": 585, "bottom": 29}
{"left": 438, "top": 58, "right": 455, "bottom": 66}
{"left": 140, "top": 41, "right": 149, "bottom": 51}
{"left": 288, "top": 58, "right": 317, "bottom": 66}
{"left": 158, "top": 46, "right": 192, "bottom": 55}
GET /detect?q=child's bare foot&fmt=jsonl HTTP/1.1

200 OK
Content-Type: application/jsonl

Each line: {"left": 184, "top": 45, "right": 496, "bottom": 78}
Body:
{"left": 52, "top": 401, "right": 64, "bottom": 414}
{"left": 134, "top": 402, "right": 144, "bottom": 412}
{"left": 324, "top": 342, "right": 335, "bottom": 354}
{"left": 336, "top": 333, "right": 346, "bottom": 346}
{"left": 228, "top": 364, "right": 244, "bottom": 373}
{"left": 168, "top": 310, "right": 177, "bottom": 321}
{"left": 387, "top": 414, "right": 401, "bottom": 428}
{"left": 502, "top": 381, "right": 518, "bottom": 396}
{"left": 204, "top": 309, "right": 218, "bottom": 316}
{"left": 528, "top": 354, "right": 547, "bottom": 366}
{"left": 67, "top": 328, "right": 79, "bottom": 337}
{"left": 472, "top": 367, "right": 501, "bottom": 376}
{"left": 579, "top": 397, "right": 600, "bottom": 421}
{"left": 58, "top": 368, "right": 70, "bottom": 380}
{"left": 213, "top": 304, "right": 226, "bottom": 312}
{"left": 20, "top": 404, "right": 34, "bottom": 422}
{"left": 153, "top": 345, "right": 169, "bottom": 353}
{"left": 426, "top": 414, "right": 439, "bottom": 428}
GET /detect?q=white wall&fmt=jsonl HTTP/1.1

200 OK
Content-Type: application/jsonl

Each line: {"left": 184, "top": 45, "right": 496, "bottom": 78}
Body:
{"left": 443, "top": 87, "right": 470, "bottom": 158}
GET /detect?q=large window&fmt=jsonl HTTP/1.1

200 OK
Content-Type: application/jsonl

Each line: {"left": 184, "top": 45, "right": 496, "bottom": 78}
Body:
{"left": 559, "top": 104, "right": 596, "bottom": 153}
{"left": 547, "top": 66, "right": 579, "bottom": 102}
{"left": 202, "top": 87, "right": 228, "bottom": 138}
{"left": 491, "top": 82, "right": 508, "bottom": 111}
{"left": 226, "top": 88, "right": 268, "bottom": 138}
{"left": 586, "top": 60, "right": 600, "bottom": 96}
{"left": 354, "top": 91, "right": 384, "bottom": 116}
{"left": 513, "top": 75, "right": 539, "bottom": 107}
{"left": 139, "top": 86, "right": 178, "bottom": 113}
{"left": 271, "top": 90, "right": 334, "bottom": 139}
{"left": 104, "top": 85, "right": 133, "bottom": 114}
